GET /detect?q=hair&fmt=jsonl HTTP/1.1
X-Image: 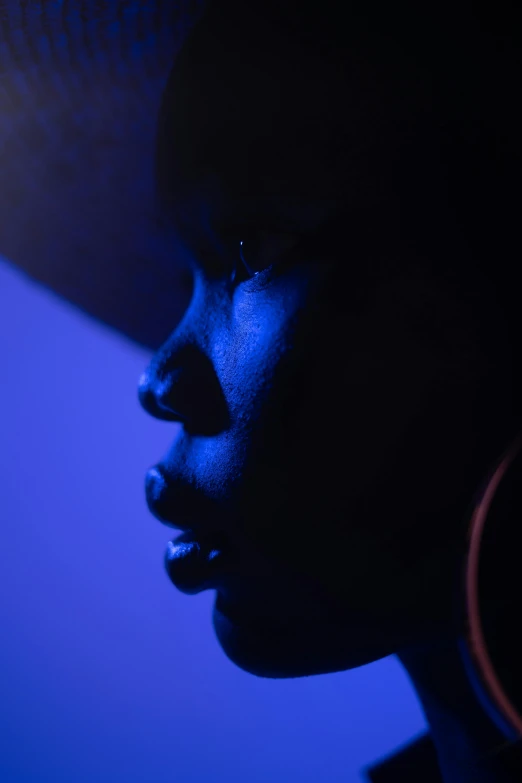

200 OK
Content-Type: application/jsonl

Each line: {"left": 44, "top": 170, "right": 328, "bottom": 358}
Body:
{"left": 159, "top": 0, "right": 522, "bottom": 426}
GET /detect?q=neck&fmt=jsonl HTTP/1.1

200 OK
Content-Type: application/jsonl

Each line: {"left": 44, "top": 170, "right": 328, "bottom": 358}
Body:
{"left": 396, "top": 430, "right": 522, "bottom": 782}
{"left": 397, "top": 636, "right": 521, "bottom": 783}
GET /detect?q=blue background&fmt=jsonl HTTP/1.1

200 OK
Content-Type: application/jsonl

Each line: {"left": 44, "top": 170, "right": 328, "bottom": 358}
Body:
{"left": 0, "top": 257, "right": 427, "bottom": 782}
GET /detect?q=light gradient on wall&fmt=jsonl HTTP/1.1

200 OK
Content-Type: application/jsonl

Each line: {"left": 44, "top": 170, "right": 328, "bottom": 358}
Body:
{"left": 0, "top": 258, "right": 426, "bottom": 783}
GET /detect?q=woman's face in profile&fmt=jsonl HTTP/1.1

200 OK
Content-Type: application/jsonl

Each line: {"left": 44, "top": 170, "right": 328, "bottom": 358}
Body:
{"left": 139, "top": 6, "right": 509, "bottom": 679}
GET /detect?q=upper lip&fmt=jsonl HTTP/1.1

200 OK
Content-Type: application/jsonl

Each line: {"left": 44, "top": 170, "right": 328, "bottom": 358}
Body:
{"left": 144, "top": 462, "right": 215, "bottom": 534}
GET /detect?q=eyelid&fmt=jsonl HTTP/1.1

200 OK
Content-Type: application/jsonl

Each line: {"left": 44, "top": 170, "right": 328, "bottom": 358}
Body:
{"left": 255, "top": 230, "right": 301, "bottom": 256}
{"left": 192, "top": 210, "right": 349, "bottom": 281}
{"left": 239, "top": 230, "right": 303, "bottom": 279}
{"left": 253, "top": 211, "right": 348, "bottom": 259}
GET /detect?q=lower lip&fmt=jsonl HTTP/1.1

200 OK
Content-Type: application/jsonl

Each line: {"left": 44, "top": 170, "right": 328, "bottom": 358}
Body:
{"left": 164, "top": 530, "right": 235, "bottom": 595}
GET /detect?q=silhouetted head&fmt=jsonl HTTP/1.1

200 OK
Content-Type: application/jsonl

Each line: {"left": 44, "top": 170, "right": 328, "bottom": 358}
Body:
{"left": 139, "top": 0, "right": 522, "bottom": 678}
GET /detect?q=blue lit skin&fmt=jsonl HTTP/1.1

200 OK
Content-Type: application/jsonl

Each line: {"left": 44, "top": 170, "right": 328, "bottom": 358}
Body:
{"left": 138, "top": 8, "right": 514, "bottom": 682}
{"left": 140, "top": 240, "right": 496, "bottom": 679}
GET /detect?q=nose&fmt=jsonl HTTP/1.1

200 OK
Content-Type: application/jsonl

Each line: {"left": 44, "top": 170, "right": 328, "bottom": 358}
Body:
{"left": 138, "top": 364, "right": 187, "bottom": 423}
{"left": 137, "top": 341, "right": 230, "bottom": 434}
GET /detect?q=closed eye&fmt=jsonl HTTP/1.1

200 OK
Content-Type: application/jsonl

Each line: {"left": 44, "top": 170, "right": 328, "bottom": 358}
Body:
{"left": 236, "top": 231, "right": 301, "bottom": 281}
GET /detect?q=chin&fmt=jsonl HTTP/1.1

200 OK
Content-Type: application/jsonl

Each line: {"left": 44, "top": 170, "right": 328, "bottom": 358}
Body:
{"left": 211, "top": 596, "right": 394, "bottom": 679}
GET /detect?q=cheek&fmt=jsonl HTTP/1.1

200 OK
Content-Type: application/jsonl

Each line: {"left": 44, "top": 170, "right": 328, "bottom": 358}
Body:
{"left": 214, "top": 282, "right": 312, "bottom": 421}
{"left": 218, "top": 276, "right": 489, "bottom": 633}
{"left": 283, "top": 278, "right": 483, "bottom": 512}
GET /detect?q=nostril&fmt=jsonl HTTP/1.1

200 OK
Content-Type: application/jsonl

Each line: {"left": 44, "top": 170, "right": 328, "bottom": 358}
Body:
{"left": 138, "top": 349, "right": 230, "bottom": 433}
{"left": 154, "top": 373, "right": 186, "bottom": 420}
{"left": 137, "top": 371, "right": 184, "bottom": 422}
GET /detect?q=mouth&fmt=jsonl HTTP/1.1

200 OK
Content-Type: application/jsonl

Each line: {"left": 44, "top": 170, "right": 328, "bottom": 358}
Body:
{"left": 164, "top": 528, "right": 236, "bottom": 595}
{"left": 145, "top": 464, "right": 204, "bottom": 531}
{"left": 145, "top": 464, "right": 238, "bottom": 594}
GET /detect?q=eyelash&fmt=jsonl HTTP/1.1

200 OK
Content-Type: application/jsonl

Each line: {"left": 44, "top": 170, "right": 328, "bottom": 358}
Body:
{"left": 233, "top": 240, "right": 253, "bottom": 279}
{"left": 233, "top": 232, "right": 302, "bottom": 286}
{"left": 195, "top": 212, "right": 346, "bottom": 289}
{"left": 239, "top": 240, "right": 257, "bottom": 276}
{"left": 229, "top": 255, "right": 271, "bottom": 291}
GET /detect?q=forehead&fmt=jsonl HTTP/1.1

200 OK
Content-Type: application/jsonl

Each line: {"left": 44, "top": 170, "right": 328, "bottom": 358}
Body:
{"left": 155, "top": 5, "right": 426, "bottom": 246}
